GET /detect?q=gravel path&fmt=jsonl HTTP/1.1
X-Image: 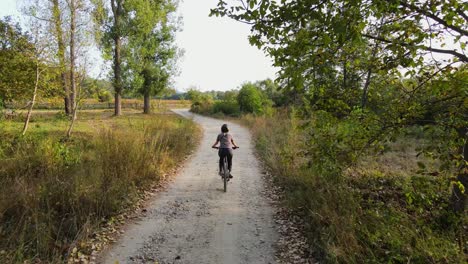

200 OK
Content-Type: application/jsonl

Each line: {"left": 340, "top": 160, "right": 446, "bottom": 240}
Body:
{"left": 100, "top": 109, "right": 279, "bottom": 264}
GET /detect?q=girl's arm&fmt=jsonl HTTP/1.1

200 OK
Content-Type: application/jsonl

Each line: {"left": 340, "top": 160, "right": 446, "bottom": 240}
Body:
{"left": 231, "top": 138, "right": 238, "bottom": 148}
{"left": 212, "top": 139, "right": 219, "bottom": 148}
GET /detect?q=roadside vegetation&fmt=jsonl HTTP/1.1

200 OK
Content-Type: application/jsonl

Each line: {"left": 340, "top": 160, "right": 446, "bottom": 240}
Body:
{"left": 191, "top": 72, "right": 467, "bottom": 263}
{"left": 0, "top": 110, "right": 200, "bottom": 262}
{"left": 187, "top": 1, "right": 468, "bottom": 262}
{"left": 0, "top": 0, "right": 195, "bottom": 262}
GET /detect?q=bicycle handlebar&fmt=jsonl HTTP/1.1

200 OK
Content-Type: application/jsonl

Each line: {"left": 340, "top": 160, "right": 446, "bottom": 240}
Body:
{"left": 212, "top": 146, "right": 239, "bottom": 149}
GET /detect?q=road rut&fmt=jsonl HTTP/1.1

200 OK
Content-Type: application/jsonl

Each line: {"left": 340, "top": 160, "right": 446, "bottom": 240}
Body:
{"left": 101, "top": 109, "right": 278, "bottom": 264}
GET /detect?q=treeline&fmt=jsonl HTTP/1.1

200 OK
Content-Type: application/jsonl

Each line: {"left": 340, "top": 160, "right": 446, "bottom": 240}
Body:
{"left": 204, "top": 0, "right": 467, "bottom": 262}
{"left": 188, "top": 79, "right": 286, "bottom": 116}
{"left": 0, "top": 0, "right": 180, "bottom": 135}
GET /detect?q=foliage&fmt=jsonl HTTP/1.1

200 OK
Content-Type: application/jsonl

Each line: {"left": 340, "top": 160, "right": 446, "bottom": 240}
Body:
{"left": 188, "top": 81, "right": 276, "bottom": 116}
{"left": 0, "top": 111, "right": 200, "bottom": 262}
{"left": 188, "top": 89, "right": 214, "bottom": 114}
{"left": 237, "top": 82, "right": 272, "bottom": 115}
{"left": 211, "top": 0, "right": 468, "bottom": 83}
{"left": 0, "top": 16, "right": 62, "bottom": 112}
{"left": 0, "top": 17, "right": 37, "bottom": 102}
{"left": 212, "top": 99, "right": 240, "bottom": 117}
{"left": 125, "top": 0, "right": 179, "bottom": 99}
{"left": 255, "top": 78, "right": 288, "bottom": 107}
{"left": 82, "top": 77, "right": 113, "bottom": 102}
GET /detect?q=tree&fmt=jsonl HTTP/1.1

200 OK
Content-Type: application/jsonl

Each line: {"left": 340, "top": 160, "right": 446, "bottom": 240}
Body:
{"left": 92, "top": 0, "right": 129, "bottom": 116}
{"left": 212, "top": 0, "right": 468, "bottom": 216}
{"left": 255, "top": 78, "right": 287, "bottom": 107}
{"left": 237, "top": 82, "right": 270, "bottom": 115}
{"left": 51, "top": 0, "right": 72, "bottom": 115}
{"left": 19, "top": 17, "right": 58, "bottom": 135}
{"left": 125, "top": 0, "right": 178, "bottom": 114}
{"left": 21, "top": 0, "right": 73, "bottom": 114}
{"left": 0, "top": 17, "right": 37, "bottom": 104}
{"left": 211, "top": 1, "right": 467, "bottom": 111}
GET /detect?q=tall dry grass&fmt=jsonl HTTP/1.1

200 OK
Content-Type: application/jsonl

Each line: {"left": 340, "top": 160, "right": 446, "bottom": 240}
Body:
{"left": 0, "top": 113, "right": 199, "bottom": 262}
{"left": 242, "top": 111, "right": 465, "bottom": 263}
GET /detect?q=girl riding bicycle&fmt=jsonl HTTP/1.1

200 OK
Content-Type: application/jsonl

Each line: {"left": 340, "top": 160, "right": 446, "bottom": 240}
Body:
{"left": 212, "top": 124, "right": 238, "bottom": 178}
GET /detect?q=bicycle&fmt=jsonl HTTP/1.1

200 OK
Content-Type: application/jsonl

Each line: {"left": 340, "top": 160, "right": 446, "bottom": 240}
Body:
{"left": 212, "top": 146, "right": 238, "bottom": 192}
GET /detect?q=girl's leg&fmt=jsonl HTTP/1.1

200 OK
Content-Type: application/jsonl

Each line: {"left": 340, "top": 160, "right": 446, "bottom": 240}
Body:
{"left": 218, "top": 149, "right": 223, "bottom": 173}
{"left": 227, "top": 149, "right": 233, "bottom": 172}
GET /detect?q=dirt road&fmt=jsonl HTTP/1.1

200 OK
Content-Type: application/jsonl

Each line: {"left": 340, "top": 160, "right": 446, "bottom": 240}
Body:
{"left": 101, "top": 109, "right": 279, "bottom": 264}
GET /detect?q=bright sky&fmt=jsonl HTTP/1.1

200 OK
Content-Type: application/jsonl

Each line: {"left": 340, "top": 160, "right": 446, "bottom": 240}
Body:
{"left": 0, "top": 0, "right": 278, "bottom": 92}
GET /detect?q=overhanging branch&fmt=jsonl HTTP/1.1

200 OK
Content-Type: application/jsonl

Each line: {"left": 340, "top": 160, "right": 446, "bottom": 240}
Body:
{"left": 362, "top": 33, "right": 468, "bottom": 63}
{"left": 400, "top": 1, "right": 468, "bottom": 37}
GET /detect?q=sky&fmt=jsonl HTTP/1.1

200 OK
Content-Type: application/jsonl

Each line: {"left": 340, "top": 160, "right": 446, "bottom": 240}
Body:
{"left": 0, "top": 0, "right": 278, "bottom": 92}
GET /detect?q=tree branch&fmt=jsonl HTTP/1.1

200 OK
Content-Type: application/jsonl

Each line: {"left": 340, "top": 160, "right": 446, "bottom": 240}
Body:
{"left": 423, "top": 46, "right": 468, "bottom": 63}
{"left": 456, "top": 8, "right": 468, "bottom": 22}
{"left": 400, "top": 1, "right": 468, "bottom": 37}
{"left": 29, "top": 14, "right": 52, "bottom": 23}
{"left": 362, "top": 33, "right": 468, "bottom": 63}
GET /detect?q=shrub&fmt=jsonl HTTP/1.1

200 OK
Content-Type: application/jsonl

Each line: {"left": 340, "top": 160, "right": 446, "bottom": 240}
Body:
{"left": 212, "top": 100, "right": 240, "bottom": 116}
{"left": 237, "top": 82, "right": 273, "bottom": 115}
{"left": 188, "top": 89, "right": 214, "bottom": 114}
{"left": 237, "top": 83, "right": 264, "bottom": 114}
{"left": 97, "top": 90, "right": 112, "bottom": 102}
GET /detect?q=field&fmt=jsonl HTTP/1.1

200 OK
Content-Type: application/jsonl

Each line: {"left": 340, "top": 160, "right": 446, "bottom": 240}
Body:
{"left": 0, "top": 109, "right": 200, "bottom": 263}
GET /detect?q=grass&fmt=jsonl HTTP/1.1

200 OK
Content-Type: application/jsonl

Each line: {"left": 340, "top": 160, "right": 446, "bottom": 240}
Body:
{"left": 241, "top": 111, "right": 466, "bottom": 263}
{"left": 6, "top": 98, "right": 191, "bottom": 110}
{"left": 0, "top": 109, "right": 200, "bottom": 263}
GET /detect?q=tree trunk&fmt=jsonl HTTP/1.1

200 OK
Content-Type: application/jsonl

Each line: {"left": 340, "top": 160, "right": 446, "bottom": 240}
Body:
{"left": 343, "top": 58, "right": 347, "bottom": 90}
{"left": 361, "top": 68, "right": 372, "bottom": 108}
{"left": 143, "top": 92, "right": 151, "bottom": 114}
{"left": 22, "top": 63, "right": 40, "bottom": 135}
{"left": 114, "top": 37, "right": 122, "bottom": 116}
{"left": 112, "top": 0, "right": 123, "bottom": 116}
{"left": 51, "top": 0, "right": 71, "bottom": 115}
{"left": 69, "top": 0, "right": 77, "bottom": 120}
{"left": 66, "top": 100, "right": 78, "bottom": 138}
{"left": 362, "top": 19, "right": 386, "bottom": 109}
{"left": 114, "top": 92, "right": 121, "bottom": 114}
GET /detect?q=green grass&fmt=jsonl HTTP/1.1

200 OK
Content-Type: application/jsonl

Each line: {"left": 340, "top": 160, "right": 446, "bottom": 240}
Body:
{"left": 0, "top": 109, "right": 200, "bottom": 263}
{"left": 241, "top": 112, "right": 466, "bottom": 263}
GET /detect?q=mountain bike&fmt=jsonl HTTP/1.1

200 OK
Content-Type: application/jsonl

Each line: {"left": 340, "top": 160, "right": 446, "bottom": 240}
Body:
{"left": 212, "top": 146, "right": 238, "bottom": 192}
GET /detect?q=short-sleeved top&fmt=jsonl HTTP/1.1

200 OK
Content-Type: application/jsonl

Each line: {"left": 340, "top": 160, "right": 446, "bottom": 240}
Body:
{"left": 217, "top": 133, "right": 233, "bottom": 149}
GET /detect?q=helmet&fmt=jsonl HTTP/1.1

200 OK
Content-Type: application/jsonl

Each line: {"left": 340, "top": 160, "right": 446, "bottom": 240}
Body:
{"left": 221, "top": 124, "right": 229, "bottom": 133}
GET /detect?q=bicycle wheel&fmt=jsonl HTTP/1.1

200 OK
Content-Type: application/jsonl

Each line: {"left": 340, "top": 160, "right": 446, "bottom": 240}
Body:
{"left": 223, "top": 158, "right": 228, "bottom": 192}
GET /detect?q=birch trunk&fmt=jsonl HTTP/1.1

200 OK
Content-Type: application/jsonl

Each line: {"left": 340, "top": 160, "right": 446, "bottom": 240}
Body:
{"left": 22, "top": 63, "right": 40, "bottom": 135}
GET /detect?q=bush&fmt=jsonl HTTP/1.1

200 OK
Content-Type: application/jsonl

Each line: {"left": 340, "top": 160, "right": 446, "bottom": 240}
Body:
{"left": 237, "top": 83, "right": 264, "bottom": 114}
{"left": 237, "top": 82, "right": 273, "bottom": 115}
{"left": 188, "top": 89, "right": 214, "bottom": 115}
{"left": 97, "top": 90, "right": 112, "bottom": 102}
{"left": 212, "top": 100, "right": 240, "bottom": 116}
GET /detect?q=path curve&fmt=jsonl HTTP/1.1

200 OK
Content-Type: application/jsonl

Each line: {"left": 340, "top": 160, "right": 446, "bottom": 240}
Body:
{"left": 101, "top": 109, "right": 278, "bottom": 264}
